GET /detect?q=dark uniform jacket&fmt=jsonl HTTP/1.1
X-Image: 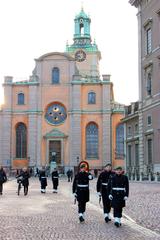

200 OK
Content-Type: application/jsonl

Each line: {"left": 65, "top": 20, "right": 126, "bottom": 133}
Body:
{"left": 17, "top": 171, "right": 30, "bottom": 186}
{"left": 39, "top": 170, "right": 47, "bottom": 187}
{"left": 97, "top": 170, "right": 114, "bottom": 198}
{"left": 0, "top": 169, "right": 7, "bottom": 183}
{"left": 73, "top": 171, "right": 93, "bottom": 203}
{"left": 108, "top": 174, "right": 129, "bottom": 208}
{"left": 52, "top": 170, "right": 59, "bottom": 186}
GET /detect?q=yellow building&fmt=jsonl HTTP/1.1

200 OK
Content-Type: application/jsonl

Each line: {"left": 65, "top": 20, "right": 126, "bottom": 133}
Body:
{"left": 0, "top": 8, "right": 124, "bottom": 172}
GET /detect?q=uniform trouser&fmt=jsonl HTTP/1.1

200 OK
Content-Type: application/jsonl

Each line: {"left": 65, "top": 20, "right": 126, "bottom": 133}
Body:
{"left": 41, "top": 183, "right": 46, "bottom": 190}
{"left": 78, "top": 201, "right": 86, "bottom": 214}
{"left": 0, "top": 183, "right": 3, "bottom": 193}
{"left": 24, "top": 185, "right": 28, "bottom": 195}
{"left": 102, "top": 196, "right": 111, "bottom": 214}
{"left": 113, "top": 207, "right": 123, "bottom": 218}
{"left": 52, "top": 181, "right": 58, "bottom": 190}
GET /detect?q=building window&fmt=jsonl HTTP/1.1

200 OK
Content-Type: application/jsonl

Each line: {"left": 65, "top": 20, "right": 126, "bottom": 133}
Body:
{"left": 52, "top": 67, "right": 60, "bottom": 84}
{"left": 86, "top": 123, "right": 98, "bottom": 159}
{"left": 16, "top": 123, "right": 27, "bottom": 158}
{"left": 146, "top": 28, "right": 152, "bottom": 54}
{"left": 135, "top": 123, "right": 139, "bottom": 135}
{"left": 135, "top": 144, "right": 139, "bottom": 167}
{"left": 147, "top": 139, "right": 152, "bottom": 164}
{"left": 128, "top": 126, "right": 132, "bottom": 136}
{"left": 88, "top": 92, "right": 96, "bottom": 104}
{"left": 128, "top": 145, "right": 132, "bottom": 167}
{"left": 147, "top": 115, "right": 152, "bottom": 126}
{"left": 115, "top": 124, "right": 124, "bottom": 159}
{"left": 18, "top": 93, "right": 25, "bottom": 105}
{"left": 146, "top": 72, "right": 152, "bottom": 96}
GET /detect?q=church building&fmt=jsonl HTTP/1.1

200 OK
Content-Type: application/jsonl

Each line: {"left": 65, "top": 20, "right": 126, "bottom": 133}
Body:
{"left": 0, "top": 8, "right": 124, "bottom": 172}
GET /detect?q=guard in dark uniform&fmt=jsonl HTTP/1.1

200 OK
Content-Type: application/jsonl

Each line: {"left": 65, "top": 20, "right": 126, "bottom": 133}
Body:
{"left": 51, "top": 168, "right": 59, "bottom": 193}
{"left": 72, "top": 163, "right": 93, "bottom": 223}
{"left": 96, "top": 163, "right": 114, "bottom": 222}
{"left": 108, "top": 166, "right": 129, "bottom": 227}
{"left": 39, "top": 167, "right": 47, "bottom": 193}
{"left": 0, "top": 166, "right": 7, "bottom": 195}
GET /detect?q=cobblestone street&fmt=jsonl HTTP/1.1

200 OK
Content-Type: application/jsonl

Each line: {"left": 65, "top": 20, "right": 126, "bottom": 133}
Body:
{"left": 0, "top": 178, "right": 159, "bottom": 240}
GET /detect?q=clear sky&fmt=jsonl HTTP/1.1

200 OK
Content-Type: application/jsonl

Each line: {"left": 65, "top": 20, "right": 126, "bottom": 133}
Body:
{"left": 0, "top": 0, "right": 138, "bottom": 105}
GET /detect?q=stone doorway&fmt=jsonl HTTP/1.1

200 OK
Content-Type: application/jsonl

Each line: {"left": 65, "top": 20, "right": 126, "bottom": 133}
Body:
{"left": 49, "top": 140, "right": 61, "bottom": 165}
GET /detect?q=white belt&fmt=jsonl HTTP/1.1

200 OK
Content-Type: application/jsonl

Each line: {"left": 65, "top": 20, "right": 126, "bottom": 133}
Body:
{"left": 77, "top": 184, "right": 88, "bottom": 187}
{"left": 41, "top": 177, "right": 46, "bottom": 178}
{"left": 102, "top": 183, "right": 108, "bottom": 186}
{"left": 112, "top": 188, "right": 125, "bottom": 191}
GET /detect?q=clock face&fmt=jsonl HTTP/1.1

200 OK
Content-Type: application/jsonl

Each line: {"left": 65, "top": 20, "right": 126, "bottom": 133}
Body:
{"left": 75, "top": 50, "right": 86, "bottom": 62}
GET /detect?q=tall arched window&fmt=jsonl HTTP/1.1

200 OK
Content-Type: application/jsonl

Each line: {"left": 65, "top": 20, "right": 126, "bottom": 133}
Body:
{"left": 18, "top": 93, "right": 24, "bottom": 105}
{"left": 88, "top": 91, "right": 96, "bottom": 104}
{"left": 52, "top": 67, "right": 60, "bottom": 84}
{"left": 16, "top": 123, "right": 27, "bottom": 158}
{"left": 116, "top": 124, "right": 124, "bottom": 159}
{"left": 86, "top": 123, "right": 98, "bottom": 159}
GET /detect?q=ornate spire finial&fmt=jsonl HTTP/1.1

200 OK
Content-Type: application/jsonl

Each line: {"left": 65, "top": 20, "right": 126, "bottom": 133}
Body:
{"left": 81, "top": 1, "right": 84, "bottom": 11}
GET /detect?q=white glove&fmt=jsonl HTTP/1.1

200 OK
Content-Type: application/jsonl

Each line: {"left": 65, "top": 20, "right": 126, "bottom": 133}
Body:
{"left": 124, "top": 196, "right": 128, "bottom": 200}
{"left": 73, "top": 193, "right": 77, "bottom": 198}
{"left": 88, "top": 174, "right": 93, "bottom": 180}
{"left": 97, "top": 192, "right": 101, "bottom": 197}
{"left": 109, "top": 194, "right": 113, "bottom": 200}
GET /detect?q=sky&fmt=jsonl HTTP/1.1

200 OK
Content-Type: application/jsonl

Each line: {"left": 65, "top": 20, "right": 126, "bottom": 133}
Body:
{"left": 0, "top": 0, "right": 138, "bottom": 105}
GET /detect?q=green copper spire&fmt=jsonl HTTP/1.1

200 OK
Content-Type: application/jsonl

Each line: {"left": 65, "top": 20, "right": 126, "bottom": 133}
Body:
{"left": 66, "top": 8, "right": 99, "bottom": 53}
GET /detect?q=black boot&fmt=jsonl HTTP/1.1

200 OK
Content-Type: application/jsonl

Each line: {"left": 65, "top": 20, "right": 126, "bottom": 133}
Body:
{"left": 79, "top": 216, "right": 85, "bottom": 223}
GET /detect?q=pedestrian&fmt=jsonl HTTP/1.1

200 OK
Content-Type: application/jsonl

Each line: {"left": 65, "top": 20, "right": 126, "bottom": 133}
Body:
{"left": 94, "top": 169, "right": 98, "bottom": 178}
{"left": 96, "top": 163, "right": 114, "bottom": 222}
{"left": 0, "top": 166, "right": 7, "bottom": 195}
{"left": 70, "top": 169, "right": 73, "bottom": 182}
{"left": 16, "top": 167, "right": 30, "bottom": 196}
{"left": 52, "top": 168, "right": 59, "bottom": 193}
{"left": 35, "top": 167, "right": 39, "bottom": 177}
{"left": 108, "top": 166, "right": 129, "bottom": 227}
{"left": 72, "top": 163, "right": 93, "bottom": 223}
{"left": 39, "top": 167, "right": 47, "bottom": 193}
{"left": 66, "top": 169, "right": 71, "bottom": 182}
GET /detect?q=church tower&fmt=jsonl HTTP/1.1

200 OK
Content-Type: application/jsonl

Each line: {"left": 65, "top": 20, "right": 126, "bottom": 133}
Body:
{"left": 66, "top": 7, "right": 101, "bottom": 80}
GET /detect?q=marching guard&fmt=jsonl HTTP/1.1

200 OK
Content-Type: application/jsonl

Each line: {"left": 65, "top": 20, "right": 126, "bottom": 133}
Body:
{"left": 108, "top": 166, "right": 129, "bottom": 227}
{"left": 72, "top": 162, "right": 93, "bottom": 223}
{"left": 39, "top": 167, "right": 47, "bottom": 193}
{"left": 51, "top": 168, "right": 59, "bottom": 193}
{"left": 96, "top": 163, "right": 114, "bottom": 222}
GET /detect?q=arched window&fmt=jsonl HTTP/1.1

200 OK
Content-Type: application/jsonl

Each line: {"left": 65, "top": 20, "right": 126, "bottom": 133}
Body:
{"left": 88, "top": 92, "right": 96, "bottom": 104}
{"left": 86, "top": 123, "right": 98, "bottom": 159}
{"left": 16, "top": 123, "right": 27, "bottom": 158}
{"left": 52, "top": 67, "right": 60, "bottom": 84}
{"left": 116, "top": 124, "right": 124, "bottom": 159}
{"left": 18, "top": 93, "right": 24, "bottom": 105}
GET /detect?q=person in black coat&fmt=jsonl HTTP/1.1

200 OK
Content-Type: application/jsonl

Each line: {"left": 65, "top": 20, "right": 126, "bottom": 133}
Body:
{"left": 16, "top": 167, "right": 30, "bottom": 195}
{"left": 96, "top": 163, "right": 114, "bottom": 222}
{"left": 52, "top": 168, "right": 59, "bottom": 193}
{"left": 72, "top": 164, "right": 93, "bottom": 223}
{"left": 0, "top": 166, "right": 7, "bottom": 195}
{"left": 108, "top": 166, "right": 129, "bottom": 227}
{"left": 39, "top": 167, "right": 47, "bottom": 193}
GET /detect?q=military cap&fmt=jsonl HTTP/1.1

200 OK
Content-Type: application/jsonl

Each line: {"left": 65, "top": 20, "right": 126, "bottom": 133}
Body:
{"left": 115, "top": 166, "right": 123, "bottom": 170}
